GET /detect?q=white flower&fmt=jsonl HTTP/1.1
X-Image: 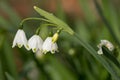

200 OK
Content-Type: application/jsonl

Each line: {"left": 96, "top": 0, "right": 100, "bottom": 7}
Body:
{"left": 42, "top": 37, "right": 58, "bottom": 54}
{"left": 97, "top": 40, "right": 114, "bottom": 55}
{"left": 35, "top": 50, "right": 44, "bottom": 59}
{"left": 12, "top": 29, "right": 28, "bottom": 49}
{"left": 28, "top": 35, "right": 43, "bottom": 53}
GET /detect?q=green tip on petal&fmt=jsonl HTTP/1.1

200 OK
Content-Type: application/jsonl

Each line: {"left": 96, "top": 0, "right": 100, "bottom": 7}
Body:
{"left": 17, "top": 44, "right": 22, "bottom": 48}
{"left": 43, "top": 50, "right": 47, "bottom": 54}
{"left": 51, "top": 50, "right": 55, "bottom": 54}
{"left": 26, "top": 45, "right": 30, "bottom": 50}
{"left": 52, "top": 33, "right": 59, "bottom": 43}
{"left": 33, "top": 48, "right": 37, "bottom": 53}
{"left": 33, "top": 6, "right": 37, "bottom": 9}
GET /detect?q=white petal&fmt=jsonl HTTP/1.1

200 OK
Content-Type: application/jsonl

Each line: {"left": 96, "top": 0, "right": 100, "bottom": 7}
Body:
{"left": 97, "top": 40, "right": 114, "bottom": 55}
{"left": 37, "top": 36, "right": 43, "bottom": 50}
{"left": 42, "top": 37, "right": 58, "bottom": 54}
{"left": 28, "top": 35, "right": 43, "bottom": 53}
{"left": 97, "top": 48, "right": 103, "bottom": 55}
{"left": 51, "top": 43, "right": 58, "bottom": 53}
{"left": 16, "top": 30, "right": 26, "bottom": 48}
{"left": 12, "top": 29, "right": 23, "bottom": 48}
{"left": 42, "top": 37, "right": 52, "bottom": 52}
{"left": 101, "top": 40, "right": 114, "bottom": 51}
{"left": 20, "top": 30, "right": 28, "bottom": 49}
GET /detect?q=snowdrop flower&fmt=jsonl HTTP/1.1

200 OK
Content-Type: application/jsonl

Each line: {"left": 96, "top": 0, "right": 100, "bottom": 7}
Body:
{"left": 42, "top": 37, "right": 58, "bottom": 54}
{"left": 97, "top": 40, "right": 114, "bottom": 55}
{"left": 12, "top": 29, "right": 28, "bottom": 49}
{"left": 28, "top": 35, "right": 43, "bottom": 53}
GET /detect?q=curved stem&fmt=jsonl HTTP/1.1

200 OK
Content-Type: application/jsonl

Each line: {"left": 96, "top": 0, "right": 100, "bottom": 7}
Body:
{"left": 20, "top": 17, "right": 52, "bottom": 27}
{"left": 35, "top": 23, "right": 58, "bottom": 35}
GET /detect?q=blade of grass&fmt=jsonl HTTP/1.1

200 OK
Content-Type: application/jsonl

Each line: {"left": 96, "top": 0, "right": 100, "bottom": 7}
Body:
{"left": 5, "top": 72, "right": 15, "bottom": 80}
{"left": 102, "top": 46, "right": 120, "bottom": 69}
{"left": 0, "top": 53, "right": 4, "bottom": 80}
{"left": 45, "top": 55, "right": 78, "bottom": 80}
{"left": 74, "top": 33, "right": 120, "bottom": 80}
{"left": 3, "top": 39, "right": 18, "bottom": 80}
{"left": 93, "top": 0, "right": 120, "bottom": 46}
{"left": 101, "top": 0, "right": 120, "bottom": 43}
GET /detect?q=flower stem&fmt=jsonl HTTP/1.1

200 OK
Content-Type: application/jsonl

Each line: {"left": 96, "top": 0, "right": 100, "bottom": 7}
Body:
{"left": 20, "top": 17, "right": 51, "bottom": 26}
{"left": 32, "top": 53, "right": 51, "bottom": 80}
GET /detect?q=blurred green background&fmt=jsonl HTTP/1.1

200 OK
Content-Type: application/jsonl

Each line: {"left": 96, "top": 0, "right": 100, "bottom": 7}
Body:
{"left": 0, "top": 0, "right": 120, "bottom": 80}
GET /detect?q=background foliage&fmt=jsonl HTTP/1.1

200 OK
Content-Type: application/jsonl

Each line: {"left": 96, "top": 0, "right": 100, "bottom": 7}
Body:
{"left": 0, "top": 0, "right": 120, "bottom": 80}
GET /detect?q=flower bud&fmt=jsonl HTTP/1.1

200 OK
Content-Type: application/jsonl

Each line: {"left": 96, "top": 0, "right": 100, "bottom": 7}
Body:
{"left": 52, "top": 33, "right": 59, "bottom": 43}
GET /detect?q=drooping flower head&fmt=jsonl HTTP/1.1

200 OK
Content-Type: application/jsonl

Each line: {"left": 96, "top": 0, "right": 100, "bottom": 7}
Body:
{"left": 42, "top": 37, "right": 58, "bottom": 54}
{"left": 42, "top": 29, "right": 61, "bottom": 54}
{"left": 97, "top": 40, "right": 114, "bottom": 55}
{"left": 12, "top": 29, "right": 28, "bottom": 49}
{"left": 28, "top": 35, "right": 43, "bottom": 53}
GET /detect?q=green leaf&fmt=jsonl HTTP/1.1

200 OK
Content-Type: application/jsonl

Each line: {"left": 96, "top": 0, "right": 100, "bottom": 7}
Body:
{"left": 102, "top": 46, "right": 120, "bottom": 69}
{"left": 74, "top": 33, "right": 120, "bottom": 80}
{"left": 5, "top": 72, "right": 15, "bottom": 80}
{"left": 33, "top": 6, "right": 74, "bottom": 35}
{"left": 0, "top": 55, "right": 4, "bottom": 80}
{"left": 3, "top": 40, "right": 18, "bottom": 80}
{"left": 45, "top": 56, "right": 78, "bottom": 80}
{"left": 94, "top": 0, "right": 120, "bottom": 46}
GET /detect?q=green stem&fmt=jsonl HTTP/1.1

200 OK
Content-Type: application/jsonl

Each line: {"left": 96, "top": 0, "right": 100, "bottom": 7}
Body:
{"left": 20, "top": 17, "right": 52, "bottom": 27}
{"left": 35, "top": 23, "right": 58, "bottom": 35}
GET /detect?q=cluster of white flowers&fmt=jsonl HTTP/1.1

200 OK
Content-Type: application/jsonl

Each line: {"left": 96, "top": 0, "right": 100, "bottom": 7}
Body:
{"left": 97, "top": 40, "right": 114, "bottom": 55}
{"left": 12, "top": 29, "right": 58, "bottom": 55}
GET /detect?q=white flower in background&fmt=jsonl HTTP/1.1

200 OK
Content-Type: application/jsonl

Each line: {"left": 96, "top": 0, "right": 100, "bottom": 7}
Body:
{"left": 12, "top": 29, "right": 28, "bottom": 49}
{"left": 97, "top": 40, "right": 114, "bottom": 55}
{"left": 28, "top": 35, "right": 43, "bottom": 53}
{"left": 35, "top": 50, "right": 44, "bottom": 59}
{"left": 42, "top": 37, "right": 58, "bottom": 54}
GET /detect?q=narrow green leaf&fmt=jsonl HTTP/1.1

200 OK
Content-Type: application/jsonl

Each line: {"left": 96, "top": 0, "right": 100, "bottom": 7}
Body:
{"left": 102, "top": 46, "right": 120, "bottom": 69}
{"left": 3, "top": 40, "right": 18, "bottom": 80}
{"left": 45, "top": 56, "right": 78, "bottom": 80}
{"left": 74, "top": 33, "right": 120, "bottom": 80}
{"left": 33, "top": 6, "right": 74, "bottom": 35}
{"left": 5, "top": 72, "right": 15, "bottom": 80}
{"left": 0, "top": 55, "right": 4, "bottom": 80}
{"left": 93, "top": 0, "right": 120, "bottom": 46}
